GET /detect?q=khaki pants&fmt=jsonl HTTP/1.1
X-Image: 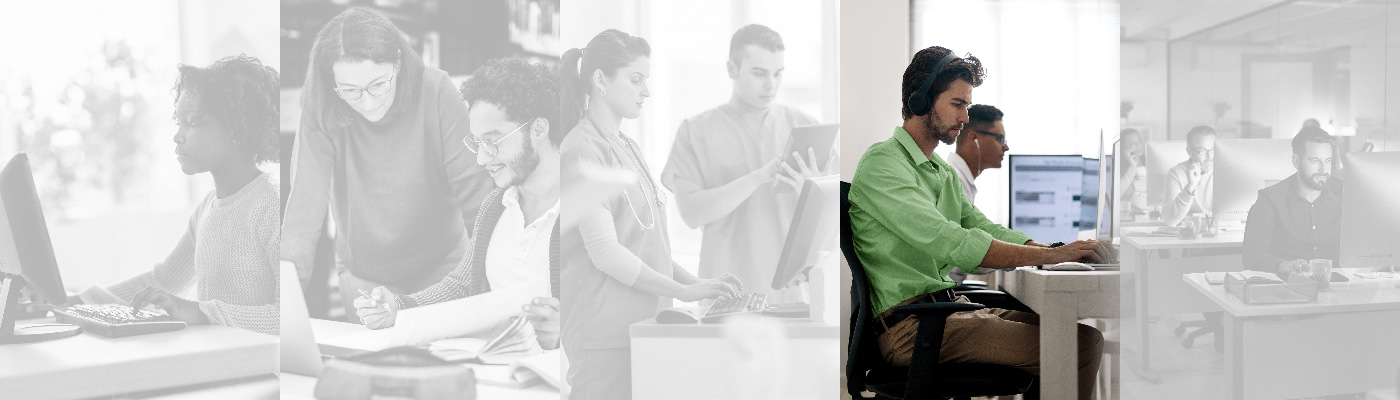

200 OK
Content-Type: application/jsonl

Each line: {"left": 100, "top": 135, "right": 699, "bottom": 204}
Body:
{"left": 877, "top": 295, "right": 1104, "bottom": 400}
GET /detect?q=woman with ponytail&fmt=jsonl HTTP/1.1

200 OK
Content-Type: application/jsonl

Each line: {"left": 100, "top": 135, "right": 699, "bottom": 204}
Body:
{"left": 558, "top": 29, "right": 743, "bottom": 399}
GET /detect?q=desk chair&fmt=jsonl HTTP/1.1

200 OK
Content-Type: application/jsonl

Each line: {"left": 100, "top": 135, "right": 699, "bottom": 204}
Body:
{"left": 841, "top": 181, "right": 1036, "bottom": 400}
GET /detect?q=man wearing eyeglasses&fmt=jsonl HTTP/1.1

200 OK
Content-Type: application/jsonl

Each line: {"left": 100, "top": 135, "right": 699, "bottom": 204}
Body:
{"left": 946, "top": 104, "right": 1009, "bottom": 203}
{"left": 351, "top": 58, "right": 562, "bottom": 350}
{"left": 1162, "top": 125, "right": 1216, "bottom": 227}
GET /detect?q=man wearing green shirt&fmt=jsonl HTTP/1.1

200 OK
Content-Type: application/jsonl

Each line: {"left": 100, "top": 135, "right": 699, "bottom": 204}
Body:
{"left": 848, "top": 46, "right": 1109, "bottom": 400}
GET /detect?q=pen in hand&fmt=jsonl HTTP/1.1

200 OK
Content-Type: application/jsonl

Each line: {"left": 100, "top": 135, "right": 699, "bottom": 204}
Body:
{"left": 358, "top": 288, "right": 380, "bottom": 308}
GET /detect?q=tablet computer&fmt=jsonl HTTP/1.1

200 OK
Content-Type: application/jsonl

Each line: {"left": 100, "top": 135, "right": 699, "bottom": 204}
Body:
{"left": 774, "top": 123, "right": 839, "bottom": 193}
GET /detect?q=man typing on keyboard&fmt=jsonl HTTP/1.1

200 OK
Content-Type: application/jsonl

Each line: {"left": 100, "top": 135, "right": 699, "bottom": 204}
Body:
{"left": 847, "top": 46, "right": 1110, "bottom": 400}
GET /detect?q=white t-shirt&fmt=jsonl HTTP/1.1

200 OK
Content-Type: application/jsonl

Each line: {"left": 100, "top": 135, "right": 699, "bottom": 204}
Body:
{"left": 484, "top": 186, "right": 559, "bottom": 294}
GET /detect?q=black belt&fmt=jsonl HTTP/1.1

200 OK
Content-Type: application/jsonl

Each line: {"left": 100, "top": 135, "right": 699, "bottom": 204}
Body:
{"left": 875, "top": 289, "right": 956, "bottom": 334}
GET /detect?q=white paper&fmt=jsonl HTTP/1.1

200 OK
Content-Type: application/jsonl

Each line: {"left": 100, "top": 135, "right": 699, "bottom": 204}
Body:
{"left": 318, "top": 278, "right": 548, "bottom": 351}
{"left": 394, "top": 277, "right": 547, "bottom": 347}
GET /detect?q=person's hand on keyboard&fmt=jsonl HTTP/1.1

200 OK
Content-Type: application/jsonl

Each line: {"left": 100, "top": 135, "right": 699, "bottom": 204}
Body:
{"left": 354, "top": 286, "right": 400, "bottom": 330}
{"left": 132, "top": 287, "right": 209, "bottom": 325}
{"left": 677, "top": 277, "right": 742, "bottom": 302}
{"left": 523, "top": 297, "right": 560, "bottom": 350}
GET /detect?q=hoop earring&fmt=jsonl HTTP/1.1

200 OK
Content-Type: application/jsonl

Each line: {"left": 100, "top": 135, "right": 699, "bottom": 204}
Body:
{"left": 600, "top": 88, "right": 608, "bottom": 97}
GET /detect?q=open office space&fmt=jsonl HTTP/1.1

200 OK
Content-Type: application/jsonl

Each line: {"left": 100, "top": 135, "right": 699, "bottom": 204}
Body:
{"left": 0, "top": 1, "right": 1396, "bottom": 399}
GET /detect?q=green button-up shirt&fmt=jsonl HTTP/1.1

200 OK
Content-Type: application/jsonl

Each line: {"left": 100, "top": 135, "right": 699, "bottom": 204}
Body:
{"left": 849, "top": 126, "right": 1032, "bottom": 315}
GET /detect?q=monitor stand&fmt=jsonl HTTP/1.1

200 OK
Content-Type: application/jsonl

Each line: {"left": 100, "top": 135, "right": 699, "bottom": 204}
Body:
{"left": 0, "top": 274, "right": 80, "bottom": 344}
{"left": 763, "top": 279, "right": 812, "bottom": 318}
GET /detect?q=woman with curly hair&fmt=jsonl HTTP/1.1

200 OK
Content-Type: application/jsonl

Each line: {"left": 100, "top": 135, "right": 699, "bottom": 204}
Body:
{"left": 282, "top": 7, "right": 493, "bottom": 320}
{"left": 70, "top": 54, "right": 283, "bottom": 336}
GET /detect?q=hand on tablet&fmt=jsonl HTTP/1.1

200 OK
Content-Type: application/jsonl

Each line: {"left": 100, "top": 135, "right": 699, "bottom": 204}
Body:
{"left": 776, "top": 147, "right": 822, "bottom": 191}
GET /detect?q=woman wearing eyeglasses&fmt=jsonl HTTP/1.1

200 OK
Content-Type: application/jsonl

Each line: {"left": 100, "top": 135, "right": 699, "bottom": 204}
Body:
{"left": 282, "top": 7, "right": 492, "bottom": 319}
{"left": 557, "top": 29, "right": 743, "bottom": 400}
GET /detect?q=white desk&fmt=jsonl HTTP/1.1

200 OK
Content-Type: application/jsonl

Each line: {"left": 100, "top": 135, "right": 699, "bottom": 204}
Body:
{"left": 630, "top": 315, "right": 839, "bottom": 400}
{"left": 998, "top": 267, "right": 1119, "bottom": 400}
{"left": 279, "top": 318, "right": 559, "bottom": 400}
{"left": 1119, "top": 227, "right": 1245, "bottom": 377}
{"left": 1184, "top": 270, "right": 1400, "bottom": 399}
{"left": 0, "top": 317, "right": 278, "bottom": 399}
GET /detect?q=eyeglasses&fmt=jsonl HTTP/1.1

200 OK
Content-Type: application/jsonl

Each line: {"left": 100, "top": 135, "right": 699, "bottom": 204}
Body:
{"left": 1189, "top": 147, "right": 1215, "bottom": 157}
{"left": 975, "top": 130, "right": 1007, "bottom": 146}
{"left": 334, "top": 67, "right": 397, "bottom": 101}
{"left": 463, "top": 118, "right": 534, "bottom": 156}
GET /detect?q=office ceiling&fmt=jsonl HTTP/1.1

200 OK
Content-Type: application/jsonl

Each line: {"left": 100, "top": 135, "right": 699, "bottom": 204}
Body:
{"left": 1122, "top": 0, "right": 1393, "bottom": 48}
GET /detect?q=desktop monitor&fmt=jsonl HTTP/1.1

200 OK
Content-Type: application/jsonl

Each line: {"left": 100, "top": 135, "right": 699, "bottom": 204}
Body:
{"left": 1340, "top": 151, "right": 1400, "bottom": 269}
{"left": 0, "top": 153, "right": 81, "bottom": 343}
{"left": 1098, "top": 154, "right": 1116, "bottom": 241}
{"left": 1212, "top": 139, "right": 1294, "bottom": 223}
{"left": 1144, "top": 140, "right": 1188, "bottom": 210}
{"left": 772, "top": 175, "right": 839, "bottom": 290}
{"left": 1080, "top": 158, "right": 1100, "bottom": 230}
{"left": 1008, "top": 155, "right": 1084, "bottom": 244}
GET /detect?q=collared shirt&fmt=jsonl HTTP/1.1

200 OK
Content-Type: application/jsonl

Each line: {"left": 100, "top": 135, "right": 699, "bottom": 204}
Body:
{"left": 1161, "top": 160, "right": 1214, "bottom": 226}
{"left": 660, "top": 102, "right": 819, "bottom": 295}
{"left": 945, "top": 150, "right": 978, "bottom": 202}
{"left": 849, "top": 126, "right": 1031, "bottom": 315}
{"left": 485, "top": 186, "right": 560, "bottom": 293}
{"left": 1243, "top": 174, "right": 1343, "bottom": 271}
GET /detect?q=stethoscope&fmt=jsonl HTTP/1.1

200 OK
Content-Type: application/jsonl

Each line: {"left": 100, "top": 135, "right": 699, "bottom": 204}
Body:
{"left": 585, "top": 114, "right": 667, "bottom": 231}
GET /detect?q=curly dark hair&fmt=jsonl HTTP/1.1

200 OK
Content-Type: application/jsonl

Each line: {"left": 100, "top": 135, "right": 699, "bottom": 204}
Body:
{"left": 461, "top": 58, "right": 559, "bottom": 145}
{"left": 172, "top": 54, "right": 280, "bottom": 164}
{"left": 901, "top": 46, "right": 986, "bottom": 120}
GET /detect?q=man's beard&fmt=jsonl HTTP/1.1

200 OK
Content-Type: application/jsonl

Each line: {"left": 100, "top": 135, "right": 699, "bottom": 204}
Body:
{"left": 504, "top": 138, "right": 541, "bottom": 188}
{"left": 922, "top": 110, "right": 959, "bottom": 145}
{"left": 1302, "top": 171, "right": 1329, "bottom": 191}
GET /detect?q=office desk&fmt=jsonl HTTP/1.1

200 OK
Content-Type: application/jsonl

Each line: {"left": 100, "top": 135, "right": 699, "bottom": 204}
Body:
{"left": 0, "top": 316, "right": 278, "bottom": 399}
{"left": 998, "top": 267, "right": 1119, "bottom": 400}
{"left": 1184, "top": 270, "right": 1400, "bottom": 399}
{"left": 279, "top": 318, "right": 559, "bottom": 400}
{"left": 1120, "top": 227, "right": 1245, "bottom": 377}
{"left": 630, "top": 316, "right": 839, "bottom": 400}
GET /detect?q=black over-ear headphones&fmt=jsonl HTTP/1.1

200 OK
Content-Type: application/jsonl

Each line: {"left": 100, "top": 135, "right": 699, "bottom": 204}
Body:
{"left": 905, "top": 52, "right": 962, "bottom": 117}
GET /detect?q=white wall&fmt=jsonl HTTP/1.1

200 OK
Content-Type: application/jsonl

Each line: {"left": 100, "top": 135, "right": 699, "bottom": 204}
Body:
{"left": 838, "top": 0, "right": 908, "bottom": 181}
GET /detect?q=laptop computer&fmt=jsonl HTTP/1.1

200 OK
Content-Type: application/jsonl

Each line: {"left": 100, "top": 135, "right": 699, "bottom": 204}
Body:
{"left": 280, "top": 261, "right": 324, "bottom": 376}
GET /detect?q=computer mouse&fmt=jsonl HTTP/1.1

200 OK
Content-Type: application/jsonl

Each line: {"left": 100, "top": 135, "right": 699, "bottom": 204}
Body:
{"left": 1048, "top": 262, "right": 1094, "bottom": 271}
{"left": 655, "top": 307, "right": 701, "bottom": 324}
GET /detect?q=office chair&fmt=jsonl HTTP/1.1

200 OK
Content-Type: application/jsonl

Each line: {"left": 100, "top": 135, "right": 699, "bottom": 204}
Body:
{"left": 842, "top": 181, "right": 1037, "bottom": 400}
{"left": 1175, "top": 311, "right": 1223, "bottom": 352}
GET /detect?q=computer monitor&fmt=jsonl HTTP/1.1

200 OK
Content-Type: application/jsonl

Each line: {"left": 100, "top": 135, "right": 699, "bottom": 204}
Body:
{"left": 1080, "top": 158, "right": 1100, "bottom": 230}
{"left": 772, "top": 175, "right": 839, "bottom": 290}
{"left": 0, "top": 153, "right": 81, "bottom": 343}
{"left": 1144, "top": 140, "right": 1188, "bottom": 209}
{"left": 1099, "top": 153, "right": 1116, "bottom": 241}
{"left": 1340, "top": 151, "right": 1400, "bottom": 269}
{"left": 1212, "top": 139, "right": 1294, "bottom": 223}
{"left": 1008, "top": 155, "right": 1084, "bottom": 244}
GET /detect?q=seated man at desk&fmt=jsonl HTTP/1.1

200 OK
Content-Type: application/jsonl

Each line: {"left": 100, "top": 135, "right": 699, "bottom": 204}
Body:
{"left": 848, "top": 45, "right": 1109, "bottom": 400}
{"left": 1243, "top": 126, "right": 1342, "bottom": 276}
{"left": 946, "top": 103, "right": 1009, "bottom": 284}
{"left": 1161, "top": 126, "right": 1216, "bottom": 227}
{"left": 352, "top": 58, "right": 561, "bottom": 349}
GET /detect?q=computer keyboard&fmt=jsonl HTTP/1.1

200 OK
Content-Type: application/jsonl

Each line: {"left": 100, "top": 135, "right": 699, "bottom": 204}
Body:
{"left": 700, "top": 293, "right": 768, "bottom": 323}
{"left": 53, "top": 304, "right": 187, "bottom": 338}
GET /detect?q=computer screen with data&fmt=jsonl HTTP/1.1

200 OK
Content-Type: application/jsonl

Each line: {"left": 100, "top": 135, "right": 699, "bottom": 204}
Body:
{"left": 1080, "top": 158, "right": 1100, "bottom": 231}
{"left": 1009, "top": 155, "right": 1085, "bottom": 244}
